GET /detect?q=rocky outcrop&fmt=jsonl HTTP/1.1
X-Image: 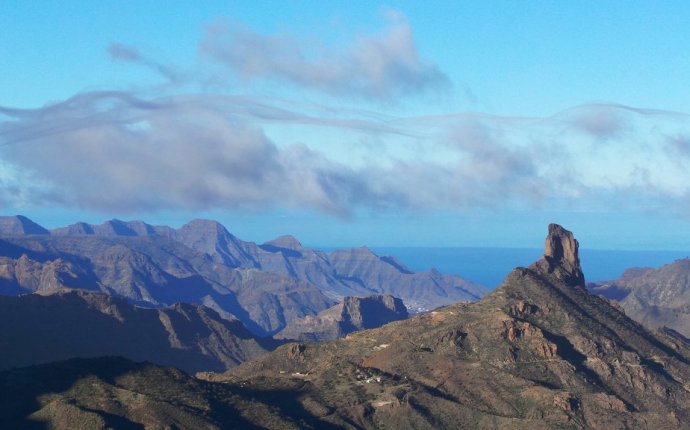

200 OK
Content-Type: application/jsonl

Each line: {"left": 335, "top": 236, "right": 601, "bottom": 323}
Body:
{"left": 276, "top": 294, "right": 409, "bottom": 341}
{"left": 341, "top": 294, "right": 408, "bottom": 328}
{"left": 0, "top": 254, "right": 98, "bottom": 295}
{"left": 532, "top": 223, "right": 585, "bottom": 287}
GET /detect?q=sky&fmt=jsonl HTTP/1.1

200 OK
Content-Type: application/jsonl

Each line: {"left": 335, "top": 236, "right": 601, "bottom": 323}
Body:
{"left": 2, "top": 1, "right": 690, "bottom": 249}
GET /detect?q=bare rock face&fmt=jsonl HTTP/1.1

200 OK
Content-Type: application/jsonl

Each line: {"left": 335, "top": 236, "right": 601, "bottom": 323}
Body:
{"left": 341, "top": 294, "right": 408, "bottom": 329}
{"left": 532, "top": 223, "right": 585, "bottom": 287}
{"left": 276, "top": 294, "right": 409, "bottom": 341}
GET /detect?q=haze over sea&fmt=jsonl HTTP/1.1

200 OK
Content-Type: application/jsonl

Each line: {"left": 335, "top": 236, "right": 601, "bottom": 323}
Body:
{"left": 368, "top": 248, "right": 690, "bottom": 289}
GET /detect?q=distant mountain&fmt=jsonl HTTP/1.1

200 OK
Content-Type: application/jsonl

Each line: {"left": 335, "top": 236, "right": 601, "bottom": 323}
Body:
{"left": 52, "top": 219, "right": 171, "bottom": 237}
{"left": 589, "top": 259, "right": 690, "bottom": 337}
{"left": 277, "top": 294, "right": 409, "bottom": 341}
{"left": 0, "top": 234, "right": 333, "bottom": 336}
{"left": 49, "top": 217, "right": 486, "bottom": 311}
{"left": 0, "top": 290, "right": 275, "bottom": 373}
{"left": 205, "top": 224, "right": 690, "bottom": 429}
{"left": 0, "top": 215, "right": 49, "bottom": 236}
{"left": 170, "top": 219, "right": 486, "bottom": 312}
{"left": 0, "top": 215, "right": 486, "bottom": 335}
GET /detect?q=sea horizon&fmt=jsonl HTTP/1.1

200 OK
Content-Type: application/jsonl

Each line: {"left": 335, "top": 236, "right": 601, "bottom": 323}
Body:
{"left": 311, "top": 246, "right": 690, "bottom": 289}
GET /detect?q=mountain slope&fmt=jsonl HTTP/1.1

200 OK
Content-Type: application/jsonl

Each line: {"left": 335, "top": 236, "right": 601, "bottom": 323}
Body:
{"left": 0, "top": 357, "right": 321, "bottom": 430}
{"left": 589, "top": 259, "right": 690, "bottom": 337}
{"left": 276, "top": 294, "right": 409, "bottom": 341}
{"left": 0, "top": 290, "right": 275, "bottom": 373}
{"left": 209, "top": 224, "right": 690, "bottom": 429}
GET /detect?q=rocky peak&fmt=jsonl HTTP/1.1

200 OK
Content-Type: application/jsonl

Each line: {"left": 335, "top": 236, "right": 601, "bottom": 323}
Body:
{"left": 97, "top": 219, "right": 142, "bottom": 236}
{"left": 121, "top": 220, "right": 157, "bottom": 236}
{"left": 276, "top": 294, "right": 408, "bottom": 341}
{"left": 531, "top": 223, "right": 584, "bottom": 287}
{"left": 263, "top": 235, "right": 303, "bottom": 250}
{"left": 51, "top": 222, "right": 95, "bottom": 236}
{"left": 178, "top": 219, "right": 230, "bottom": 236}
{"left": 0, "top": 216, "right": 50, "bottom": 236}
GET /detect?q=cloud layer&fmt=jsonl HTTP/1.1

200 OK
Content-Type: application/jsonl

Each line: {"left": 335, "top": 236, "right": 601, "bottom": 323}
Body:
{"left": 1, "top": 91, "right": 689, "bottom": 216}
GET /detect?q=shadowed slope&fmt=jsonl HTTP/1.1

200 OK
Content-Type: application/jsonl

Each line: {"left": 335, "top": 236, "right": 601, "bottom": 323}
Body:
{"left": 0, "top": 290, "right": 276, "bottom": 373}
{"left": 0, "top": 357, "right": 317, "bottom": 430}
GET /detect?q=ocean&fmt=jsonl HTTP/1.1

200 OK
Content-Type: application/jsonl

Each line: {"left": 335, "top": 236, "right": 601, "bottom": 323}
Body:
{"left": 369, "top": 247, "right": 690, "bottom": 289}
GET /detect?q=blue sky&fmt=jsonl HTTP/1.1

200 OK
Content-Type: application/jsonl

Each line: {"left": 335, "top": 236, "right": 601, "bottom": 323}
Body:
{"left": 2, "top": 1, "right": 690, "bottom": 249}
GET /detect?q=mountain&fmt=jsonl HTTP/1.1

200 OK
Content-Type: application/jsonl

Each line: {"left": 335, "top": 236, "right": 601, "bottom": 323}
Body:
{"left": 168, "top": 220, "right": 487, "bottom": 312}
{"left": 0, "top": 215, "right": 49, "bottom": 236}
{"left": 51, "top": 219, "right": 171, "bottom": 237}
{"left": 589, "top": 259, "right": 690, "bottom": 337}
{"left": 0, "top": 290, "right": 275, "bottom": 373}
{"left": 276, "top": 294, "right": 409, "bottom": 341}
{"left": 0, "top": 215, "right": 485, "bottom": 335}
{"left": 204, "top": 224, "right": 690, "bottom": 429}
{"left": 0, "top": 233, "right": 335, "bottom": 336}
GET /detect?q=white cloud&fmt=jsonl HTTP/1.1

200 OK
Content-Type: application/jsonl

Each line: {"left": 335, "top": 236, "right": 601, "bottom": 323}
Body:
{"left": 2, "top": 91, "right": 689, "bottom": 217}
{"left": 198, "top": 12, "right": 450, "bottom": 100}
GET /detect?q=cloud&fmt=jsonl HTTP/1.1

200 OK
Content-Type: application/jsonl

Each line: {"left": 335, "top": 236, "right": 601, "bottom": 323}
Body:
{"left": 560, "top": 104, "right": 628, "bottom": 138}
{"left": 199, "top": 12, "right": 450, "bottom": 100}
{"left": 0, "top": 91, "right": 518, "bottom": 214}
{"left": 0, "top": 92, "right": 412, "bottom": 215}
{"left": 1, "top": 91, "right": 689, "bottom": 217}
{"left": 666, "top": 134, "right": 690, "bottom": 157}
{"left": 108, "top": 43, "right": 143, "bottom": 62}
{"left": 107, "top": 43, "right": 182, "bottom": 83}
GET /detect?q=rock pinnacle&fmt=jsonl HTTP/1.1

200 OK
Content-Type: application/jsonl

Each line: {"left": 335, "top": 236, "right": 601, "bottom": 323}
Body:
{"left": 532, "top": 223, "right": 585, "bottom": 287}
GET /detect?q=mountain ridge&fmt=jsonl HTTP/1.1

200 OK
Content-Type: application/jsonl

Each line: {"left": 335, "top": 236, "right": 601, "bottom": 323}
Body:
{"left": 0, "top": 215, "right": 486, "bottom": 335}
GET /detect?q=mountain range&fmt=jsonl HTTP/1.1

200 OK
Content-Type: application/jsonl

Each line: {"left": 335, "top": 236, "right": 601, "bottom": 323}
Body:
{"left": 0, "top": 215, "right": 486, "bottom": 336}
{"left": 4, "top": 224, "right": 690, "bottom": 428}
{"left": 589, "top": 259, "right": 690, "bottom": 338}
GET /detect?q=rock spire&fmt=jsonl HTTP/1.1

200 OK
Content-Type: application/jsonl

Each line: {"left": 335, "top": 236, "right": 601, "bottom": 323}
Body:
{"left": 532, "top": 223, "right": 585, "bottom": 287}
